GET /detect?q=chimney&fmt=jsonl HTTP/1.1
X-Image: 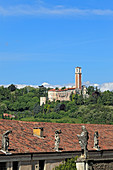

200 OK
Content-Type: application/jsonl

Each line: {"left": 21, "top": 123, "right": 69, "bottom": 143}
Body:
{"left": 33, "top": 127, "right": 43, "bottom": 138}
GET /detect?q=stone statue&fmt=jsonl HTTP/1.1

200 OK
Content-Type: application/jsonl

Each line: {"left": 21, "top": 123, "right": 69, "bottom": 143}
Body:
{"left": 2, "top": 130, "right": 12, "bottom": 153}
{"left": 54, "top": 129, "right": 61, "bottom": 152}
{"left": 77, "top": 126, "right": 89, "bottom": 158}
{"left": 94, "top": 131, "right": 100, "bottom": 150}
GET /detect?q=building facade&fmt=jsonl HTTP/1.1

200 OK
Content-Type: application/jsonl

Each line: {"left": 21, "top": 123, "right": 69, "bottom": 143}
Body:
{"left": 40, "top": 97, "right": 47, "bottom": 106}
{"left": 48, "top": 88, "right": 77, "bottom": 102}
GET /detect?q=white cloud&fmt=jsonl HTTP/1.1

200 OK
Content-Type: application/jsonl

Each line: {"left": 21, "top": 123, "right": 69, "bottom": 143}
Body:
{"left": 42, "top": 82, "right": 63, "bottom": 88}
{"left": 84, "top": 81, "right": 113, "bottom": 92}
{"left": 1, "top": 82, "right": 113, "bottom": 91}
{"left": 0, "top": 84, "right": 39, "bottom": 89}
{"left": 84, "top": 81, "right": 99, "bottom": 87}
{"left": 0, "top": 82, "right": 73, "bottom": 90}
{"left": 92, "top": 9, "right": 113, "bottom": 15}
{"left": 99, "top": 83, "right": 113, "bottom": 92}
{"left": 0, "top": 5, "right": 113, "bottom": 17}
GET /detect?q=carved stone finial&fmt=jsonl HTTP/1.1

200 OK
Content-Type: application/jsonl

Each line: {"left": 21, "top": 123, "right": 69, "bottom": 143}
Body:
{"left": 2, "top": 130, "right": 12, "bottom": 153}
{"left": 54, "top": 129, "right": 61, "bottom": 152}
{"left": 93, "top": 131, "right": 100, "bottom": 150}
{"left": 77, "top": 126, "right": 89, "bottom": 158}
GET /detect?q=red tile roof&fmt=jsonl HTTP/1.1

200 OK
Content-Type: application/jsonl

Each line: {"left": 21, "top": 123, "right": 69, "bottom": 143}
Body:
{"left": 0, "top": 119, "right": 113, "bottom": 154}
{"left": 3, "top": 113, "right": 15, "bottom": 118}
{"left": 68, "top": 88, "right": 76, "bottom": 90}
{"left": 49, "top": 88, "right": 75, "bottom": 92}
{"left": 48, "top": 89, "right": 56, "bottom": 91}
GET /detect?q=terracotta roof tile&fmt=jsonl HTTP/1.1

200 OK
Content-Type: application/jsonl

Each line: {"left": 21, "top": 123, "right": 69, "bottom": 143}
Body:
{"left": 49, "top": 88, "right": 75, "bottom": 92}
{"left": 0, "top": 120, "right": 113, "bottom": 154}
{"left": 48, "top": 89, "right": 56, "bottom": 91}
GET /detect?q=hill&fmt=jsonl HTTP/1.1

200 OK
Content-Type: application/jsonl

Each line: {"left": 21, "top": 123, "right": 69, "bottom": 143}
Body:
{"left": 0, "top": 84, "right": 113, "bottom": 124}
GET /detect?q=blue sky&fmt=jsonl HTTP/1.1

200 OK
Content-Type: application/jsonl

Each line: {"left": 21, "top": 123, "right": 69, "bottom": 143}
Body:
{"left": 0, "top": 0, "right": 113, "bottom": 87}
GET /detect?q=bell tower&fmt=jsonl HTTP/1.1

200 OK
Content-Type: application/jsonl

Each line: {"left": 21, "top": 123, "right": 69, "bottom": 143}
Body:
{"left": 75, "top": 67, "right": 82, "bottom": 89}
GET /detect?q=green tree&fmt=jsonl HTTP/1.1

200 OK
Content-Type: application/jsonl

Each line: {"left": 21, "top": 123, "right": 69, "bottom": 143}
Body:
{"left": 54, "top": 103, "right": 66, "bottom": 113}
{"left": 77, "top": 95, "right": 84, "bottom": 105}
{"left": 61, "top": 86, "right": 66, "bottom": 90}
{"left": 55, "top": 87, "right": 59, "bottom": 90}
{"left": 54, "top": 157, "right": 77, "bottom": 170}
{"left": 33, "top": 103, "right": 41, "bottom": 117}
{"left": 8, "top": 84, "right": 17, "bottom": 92}
{"left": 0, "top": 103, "right": 7, "bottom": 113}
{"left": 69, "top": 92, "right": 73, "bottom": 101}
{"left": 73, "top": 94, "right": 79, "bottom": 104}
{"left": 101, "top": 91, "right": 113, "bottom": 105}
{"left": 87, "top": 86, "right": 95, "bottom": 95}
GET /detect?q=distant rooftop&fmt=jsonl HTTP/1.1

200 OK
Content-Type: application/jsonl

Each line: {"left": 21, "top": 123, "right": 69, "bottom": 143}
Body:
{"left": 49, "top": 87, "right": 75, "bottom": 92}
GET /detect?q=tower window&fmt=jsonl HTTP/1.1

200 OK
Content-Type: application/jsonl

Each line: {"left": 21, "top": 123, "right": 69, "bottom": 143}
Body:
{"left": 76, "top": 68, "right": 79, "bottom": 72}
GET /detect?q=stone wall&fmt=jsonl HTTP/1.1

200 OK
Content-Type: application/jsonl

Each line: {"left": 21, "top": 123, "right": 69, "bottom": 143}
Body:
{"left": 18, "top": 161, "right": 32, "bottom": 170}
{"left": 90, "top": 161, "right": 113, "bottom": 170}
{"left": 45, "top": 159, "right": 63, "bottom": 170}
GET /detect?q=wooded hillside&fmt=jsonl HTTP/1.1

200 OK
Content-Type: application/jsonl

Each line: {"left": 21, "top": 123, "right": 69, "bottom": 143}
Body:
{"left": 1, "top": 84, "right": 113, "bottom": 124}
